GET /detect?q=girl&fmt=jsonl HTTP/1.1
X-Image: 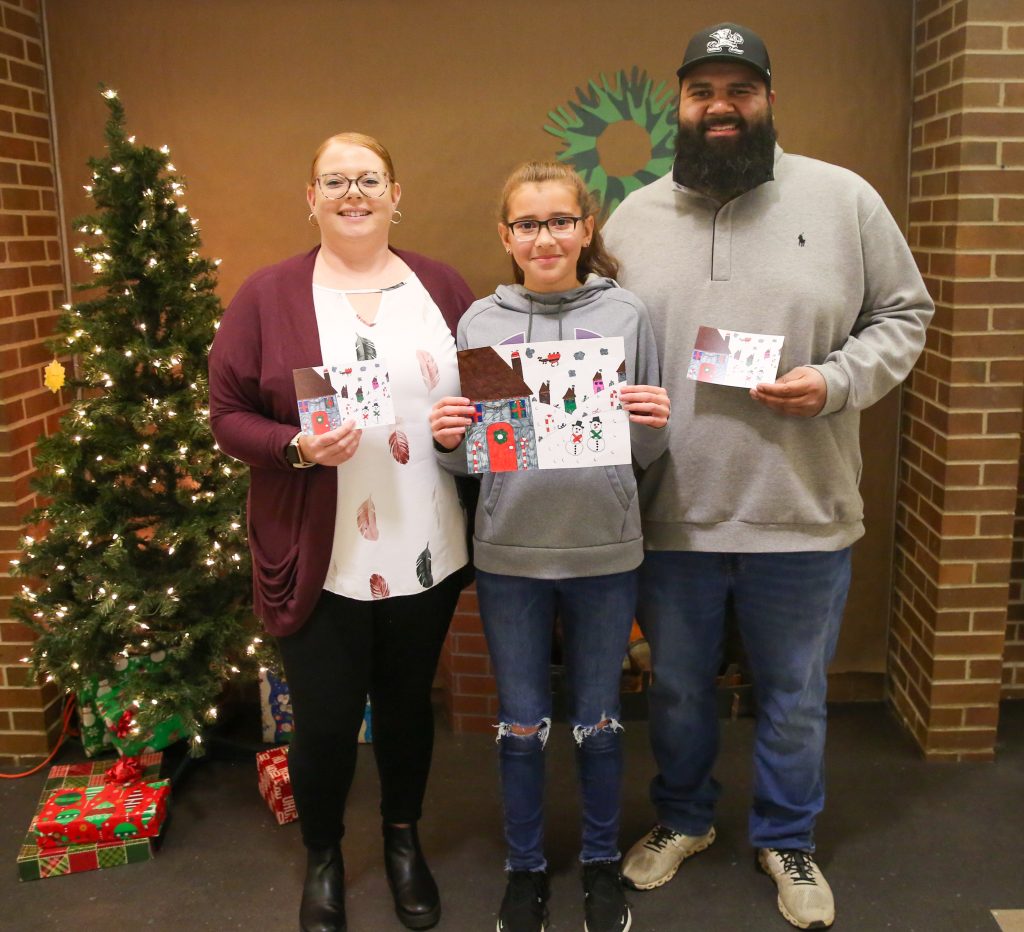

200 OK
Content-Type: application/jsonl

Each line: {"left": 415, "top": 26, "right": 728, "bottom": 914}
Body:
{"left": 429, "top": 162, "right": 670, "bottom": 932}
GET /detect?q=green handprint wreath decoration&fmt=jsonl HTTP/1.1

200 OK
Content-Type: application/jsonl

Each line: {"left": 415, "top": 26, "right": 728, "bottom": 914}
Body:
{"left": 545, "top": 67, "right": 676, "bottom": 216}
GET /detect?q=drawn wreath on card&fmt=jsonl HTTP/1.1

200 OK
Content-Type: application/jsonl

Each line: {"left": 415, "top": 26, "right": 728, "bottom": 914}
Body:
{"left": 545, "top": 67, "right": 676, "bottom": 215}
{"left": 491, "top": 428, "right": 509, "bottom": 445}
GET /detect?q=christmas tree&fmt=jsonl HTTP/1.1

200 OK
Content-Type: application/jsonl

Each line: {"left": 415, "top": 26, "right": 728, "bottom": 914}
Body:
{"left": 10, "top": 88, "right": 264, "bottom": 754}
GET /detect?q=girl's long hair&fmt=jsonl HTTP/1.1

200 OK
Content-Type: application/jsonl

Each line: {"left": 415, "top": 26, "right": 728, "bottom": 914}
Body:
{"left": 499, "top": 161, "right": 619, "bottom": 287}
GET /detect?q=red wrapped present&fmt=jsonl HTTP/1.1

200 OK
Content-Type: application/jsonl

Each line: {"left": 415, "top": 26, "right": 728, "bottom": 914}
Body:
{"left": 17, "top": 752, "right": 164, "bottom": 881}
{"left": 33, "top": 779, "right": 170, "bottom": 850}
{"left": 256, "top": 745, "right": 297, "bottom": 825}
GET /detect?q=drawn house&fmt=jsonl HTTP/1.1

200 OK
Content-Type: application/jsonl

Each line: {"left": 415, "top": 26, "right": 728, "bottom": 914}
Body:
{"left": 592, "top": 371, "right": 605, "bottom": 394}
{"left": 456, "top": 347, "right": 539, "bottom": 473}
{"left": 294, "top": 367, "right": 338, "bottom": 436}
{"left": 538, "top": 381, "right": 551, "bottom": 406}
{"left": 691, "top": 326, "right": 732, "bottom": 382}
{"left": 616, "top": 359, "right": 627, "bottom": 383}
{"left": 563, "top": 386, "right": 577, "bottom": 415}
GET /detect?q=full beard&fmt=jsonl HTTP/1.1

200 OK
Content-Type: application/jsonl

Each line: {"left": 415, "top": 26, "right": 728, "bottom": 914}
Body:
{"left": 672, "top": 111, "right": 778, "bottom": 201}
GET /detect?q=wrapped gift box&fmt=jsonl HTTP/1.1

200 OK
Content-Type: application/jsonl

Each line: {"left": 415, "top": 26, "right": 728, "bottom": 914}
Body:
{"left": 33, "top": 779, "right": 170, "bottom": 850}
{"left": 259, "top": 670, "right": 293, "bottom": 744}
{"left": 358, "top": 698, "right": 373, "bottom": 744}
{"left": 74, "top": 689, "right": 113, "bottom": 757}
{"left": 17, "top": 753, "right": 165, "bottom": 882}
{"left": 18, "top": 836, "right": 155, "bottom": 881}
{"left": 92, "top": 655, "right": 187, "bottom": 756}
{"left": 259, "top": 670, "right": 372, "bottom": 744}
{"left": 256, "top": 745, "right": 297, "bottom": 825}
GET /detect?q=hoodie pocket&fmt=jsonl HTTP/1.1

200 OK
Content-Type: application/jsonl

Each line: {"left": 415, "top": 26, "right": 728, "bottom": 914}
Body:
{"left": 604, "top": 466, "right": 633, "bottom": 511}
{"left": 482, "top": 472, "right": 506, "bottom": 516}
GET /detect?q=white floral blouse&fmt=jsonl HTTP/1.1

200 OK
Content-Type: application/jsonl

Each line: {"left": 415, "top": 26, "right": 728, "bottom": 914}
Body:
{"left": 311, "top": 275, "right": 468, "bottom": 600}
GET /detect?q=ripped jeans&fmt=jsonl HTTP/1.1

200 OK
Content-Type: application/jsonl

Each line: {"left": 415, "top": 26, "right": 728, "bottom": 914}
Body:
{"left": 476, "top": 568, "right": 637, "bottom": 871}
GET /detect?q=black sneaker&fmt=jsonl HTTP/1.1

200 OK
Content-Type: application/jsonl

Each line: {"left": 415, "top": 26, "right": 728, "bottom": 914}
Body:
{"left": 497, "top": 869, "right": 549, "bottom": 932}
{"left": 582, "top": 861, "right": 631, "bottom": 932}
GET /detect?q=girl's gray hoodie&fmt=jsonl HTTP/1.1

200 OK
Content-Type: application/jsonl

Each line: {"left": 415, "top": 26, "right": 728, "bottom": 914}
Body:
{"left": 436, "top": 276, "right": 669, "bottom": 579}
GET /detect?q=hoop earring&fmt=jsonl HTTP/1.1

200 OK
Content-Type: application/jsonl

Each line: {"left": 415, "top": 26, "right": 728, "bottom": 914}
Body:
{"left": 308, "top": 212, "right": 318, "bottom": 226}
{"left": 390, "top": 210, "right": 403, "bottom": 225}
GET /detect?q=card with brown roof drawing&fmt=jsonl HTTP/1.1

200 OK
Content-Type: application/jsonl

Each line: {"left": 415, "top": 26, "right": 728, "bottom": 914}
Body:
{"left": 293, "top": 359, "right": 396, "bottom": 434}
{"left": 457, "top": 337, "right": 631, "bottom": 473}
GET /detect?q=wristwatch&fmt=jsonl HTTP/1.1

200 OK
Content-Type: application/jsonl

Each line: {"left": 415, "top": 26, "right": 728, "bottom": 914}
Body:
{"left": 285, "top": 432, "right": 314, "bottom": 468}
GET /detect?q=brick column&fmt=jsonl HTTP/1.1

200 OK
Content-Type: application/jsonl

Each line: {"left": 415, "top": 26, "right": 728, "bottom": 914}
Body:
{"left": 1010, "top": 462, "right": 1024, "bottom": 696}
{"left": 438, "top": 583, "right": 498, "bottom": 734}
{"left": 0, "top": 0, "right": 68, "bottom": 763}
{"left": 890, "top": 0, "right": 1024, "bottom": 760}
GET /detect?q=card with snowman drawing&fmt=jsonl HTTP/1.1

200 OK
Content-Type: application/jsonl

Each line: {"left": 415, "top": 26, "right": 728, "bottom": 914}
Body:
{"left": 686, "top": 326, "right": 785, "bottom": 388}
{"left": 293, "top": 359, "right": 396, "bottom": 433}
{"left": 457, "top": 337, "right": 632, "bottom": 473}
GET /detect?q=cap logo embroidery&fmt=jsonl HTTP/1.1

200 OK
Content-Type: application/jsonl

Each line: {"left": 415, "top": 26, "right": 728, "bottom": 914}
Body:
{"left": 707, "top": 28, "right": 745, "bottom": 55}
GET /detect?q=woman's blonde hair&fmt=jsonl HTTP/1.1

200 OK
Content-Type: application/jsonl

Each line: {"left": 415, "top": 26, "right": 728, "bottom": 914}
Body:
{"left": 309, "top": 132, "right": 396, "bottom": 185}
{"left": 499, "top": 161, "right": 619, "bottom": 286}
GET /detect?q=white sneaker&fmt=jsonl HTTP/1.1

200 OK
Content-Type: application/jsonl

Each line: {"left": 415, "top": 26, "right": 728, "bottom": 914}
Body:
{"left": 621, "top": 824, "right": 715, "bottom": 890}
{"left": 757, "top": 848, "right": 835, "bottom": 930}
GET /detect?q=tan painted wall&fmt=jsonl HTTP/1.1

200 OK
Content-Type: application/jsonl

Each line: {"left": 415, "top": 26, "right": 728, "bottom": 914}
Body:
{"left": 43, "top": 0, "right": 916, "bottom": 678}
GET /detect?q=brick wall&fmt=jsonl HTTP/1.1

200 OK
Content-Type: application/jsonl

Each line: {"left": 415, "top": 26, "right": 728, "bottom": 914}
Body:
{"left": 439, "top": 584, "right": 498, "bottom": 734}
{"left": 1008, "top": 444, "right": 1024, "bottom": 696}
{"left": 890, "top": 0, "right": 1024, "bottom": 760}
{"left": 0, "top": 0, "right": 67, "bottom": 763}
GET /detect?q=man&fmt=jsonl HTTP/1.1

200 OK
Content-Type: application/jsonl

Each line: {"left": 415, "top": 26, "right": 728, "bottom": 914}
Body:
{"left": 603, "top": 22, "right": 933, "bottom": 931}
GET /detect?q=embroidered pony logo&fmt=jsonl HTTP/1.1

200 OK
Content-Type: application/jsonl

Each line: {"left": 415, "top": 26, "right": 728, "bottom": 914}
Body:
{"left": 707, "top": 28, "right": 745, "bottom": 55}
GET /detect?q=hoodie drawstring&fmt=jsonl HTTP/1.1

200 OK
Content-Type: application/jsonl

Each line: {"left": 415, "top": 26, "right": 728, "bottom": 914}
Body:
{"left": 526, "top": 298, "right": 565, "bottom": 341}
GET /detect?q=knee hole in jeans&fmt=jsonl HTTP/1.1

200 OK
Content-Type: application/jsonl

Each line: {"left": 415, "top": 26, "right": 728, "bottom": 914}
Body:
{"left": 495, "top": 717, "right": 551, "bottom": 749}
{"left": 572, "top": 717, "right": 624, "bottom": 747}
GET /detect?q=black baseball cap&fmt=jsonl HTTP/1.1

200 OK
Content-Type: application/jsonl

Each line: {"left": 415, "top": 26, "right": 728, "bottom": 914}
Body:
{"left": 676, "top": 23, "right": 772, "bottom": 88}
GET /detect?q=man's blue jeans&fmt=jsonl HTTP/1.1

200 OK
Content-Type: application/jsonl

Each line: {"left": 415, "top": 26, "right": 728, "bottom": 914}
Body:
{"left": 477, "top": 568, "right": 637, "bottom": 871}
{"left": 638, "top": 549, "right": 851, "bottom": 851}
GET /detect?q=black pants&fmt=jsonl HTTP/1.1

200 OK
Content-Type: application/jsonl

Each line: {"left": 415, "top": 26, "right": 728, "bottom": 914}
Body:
{"left": 277, "top": 573, "right": 461, "bottom": 849}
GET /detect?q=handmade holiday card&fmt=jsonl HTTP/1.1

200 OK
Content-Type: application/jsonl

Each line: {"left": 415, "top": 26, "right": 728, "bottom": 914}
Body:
{"left": 294, "top": 360, "right": 396, "bottom": 433}
{"left": 687, "top": 326, "right": 785, "bottom": 388}
{"left": 457, "top": 337, "right": 631, "bottom": 473}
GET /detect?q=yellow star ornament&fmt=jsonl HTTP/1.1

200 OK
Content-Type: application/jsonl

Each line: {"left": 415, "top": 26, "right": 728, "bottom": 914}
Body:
{"left": 44, "top": 358, "right": 66, "bottom": 393}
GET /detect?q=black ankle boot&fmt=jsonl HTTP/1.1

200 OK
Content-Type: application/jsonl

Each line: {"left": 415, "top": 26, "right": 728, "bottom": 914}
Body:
{"left": 383, "top": 823, "right": 441, "bottom": 930}
{"left": 300, "top": 845, "right": 346, "bottom": 932}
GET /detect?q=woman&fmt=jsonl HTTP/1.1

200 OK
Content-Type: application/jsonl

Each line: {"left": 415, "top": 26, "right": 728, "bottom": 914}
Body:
{"left": 209, "top": 133, "right": 473, "bottom": 932}
{"left": 430, "top": 161, "right": 670, "bottom": 932}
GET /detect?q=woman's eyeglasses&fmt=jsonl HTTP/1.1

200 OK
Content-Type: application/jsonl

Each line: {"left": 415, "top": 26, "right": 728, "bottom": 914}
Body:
{"left": 316, "top": 172, "right": 389, "bottom": 199}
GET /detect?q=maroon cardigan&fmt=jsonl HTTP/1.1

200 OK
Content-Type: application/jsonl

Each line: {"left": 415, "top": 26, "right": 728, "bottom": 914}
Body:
{"left": 208, "top": 246, "right": 475, "bottom": 636}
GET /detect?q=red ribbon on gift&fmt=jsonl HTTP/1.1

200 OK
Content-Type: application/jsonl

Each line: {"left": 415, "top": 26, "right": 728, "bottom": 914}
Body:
{"left": 114, "top": 709, "right": 134, "bottom": 738}
{"left": 104, "top": 754, "right": 144, "bottom": 785}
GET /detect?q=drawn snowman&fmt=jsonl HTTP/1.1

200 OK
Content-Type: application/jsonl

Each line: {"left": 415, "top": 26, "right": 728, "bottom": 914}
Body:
{"left": 587, "top": 414, "right": 605, "bottom": 453}
{"left": 566, "top": 419, "right": 585, "bottom": 456}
